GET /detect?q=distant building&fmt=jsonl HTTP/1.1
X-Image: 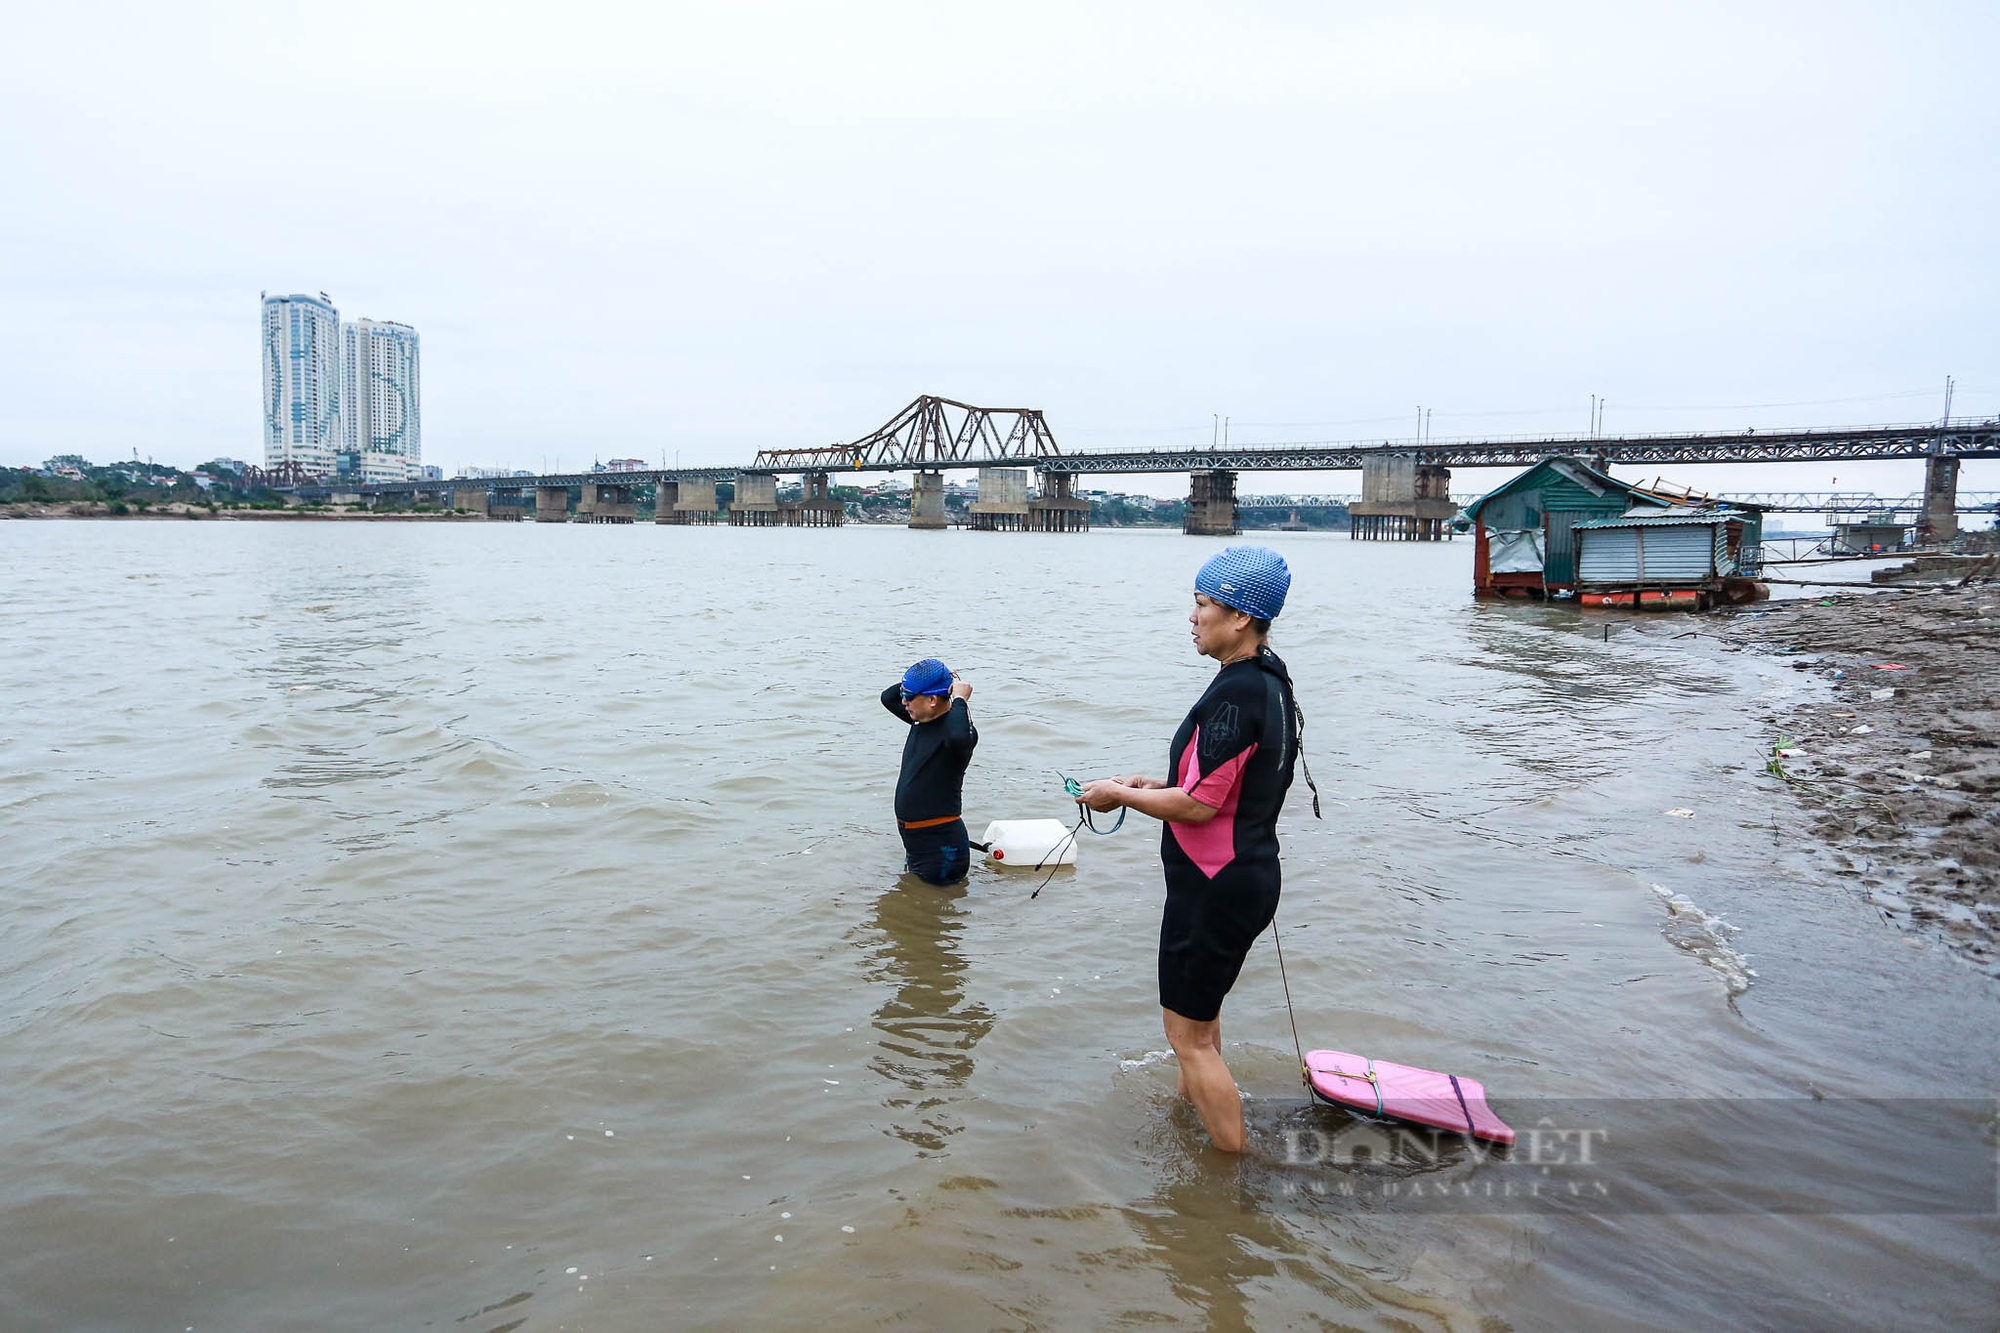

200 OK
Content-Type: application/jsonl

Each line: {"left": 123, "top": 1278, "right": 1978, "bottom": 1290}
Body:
{"left": 339, "top": 318, "right": 421, "bottom": 483}
{"left": 604, "top": 458, "right": 648, "bottom": 473}
{"left": 418, "top": 464, "right": 443, "bottom": 481}
{"left": 262, "top": 293, "right": 343, "bottom": 476}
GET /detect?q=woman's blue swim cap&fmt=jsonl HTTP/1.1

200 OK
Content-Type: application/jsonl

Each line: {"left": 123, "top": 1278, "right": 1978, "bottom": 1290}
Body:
{"left": 1194, "top": 546, "right": 1290, "bottom": 620}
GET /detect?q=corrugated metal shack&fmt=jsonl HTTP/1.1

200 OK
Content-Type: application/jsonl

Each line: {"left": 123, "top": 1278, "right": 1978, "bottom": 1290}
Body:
{"left": 1460, "top": 457, "right": 1677, "bottom": 599}
{"left": 1574, "top": 505, "right": 1769, "bottom": 610}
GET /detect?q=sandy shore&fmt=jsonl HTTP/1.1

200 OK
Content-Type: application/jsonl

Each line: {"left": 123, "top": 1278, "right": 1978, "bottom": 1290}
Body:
{"left": 1717, "top": 585, "right": 2000, "bottom": 972}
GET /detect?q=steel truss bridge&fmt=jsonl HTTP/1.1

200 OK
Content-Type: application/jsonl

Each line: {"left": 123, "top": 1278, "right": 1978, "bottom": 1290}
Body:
{"left": 748, "top": 397, "right": 1057, "bottom": 470}
{"left": 1237, "top": 491, "right": 2000, "bottom": 514}
{"left": 283, "top": 395, "right": 2000, "bottom": 499}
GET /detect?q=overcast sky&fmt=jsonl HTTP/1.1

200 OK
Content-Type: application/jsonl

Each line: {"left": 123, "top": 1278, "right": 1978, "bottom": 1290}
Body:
{"left": 2, "top": 1, "right": 1994, "bottom": 500}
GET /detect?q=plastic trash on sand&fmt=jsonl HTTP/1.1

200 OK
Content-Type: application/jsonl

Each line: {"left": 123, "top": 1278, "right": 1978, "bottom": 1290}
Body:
{"left": 1663, "top": 808, "right": 1696, "bottom": 818}
{"left": 1871, "top": 688, "right": 1896, "bottom": 701}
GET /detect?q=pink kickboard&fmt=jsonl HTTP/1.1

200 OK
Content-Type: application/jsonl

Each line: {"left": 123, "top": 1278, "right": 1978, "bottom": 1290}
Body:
{"left": 1305, "top": 1048, "right": 1515, "bottom": 1146}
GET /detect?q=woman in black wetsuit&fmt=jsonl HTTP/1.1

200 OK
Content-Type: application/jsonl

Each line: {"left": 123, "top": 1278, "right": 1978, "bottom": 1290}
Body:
{"left": 1076, "top": 546, "right": 1302, "bottom": 1153}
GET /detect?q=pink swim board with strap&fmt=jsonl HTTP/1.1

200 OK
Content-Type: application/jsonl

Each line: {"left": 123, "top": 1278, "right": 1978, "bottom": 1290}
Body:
{"left": 1305, "top": 1048, "right": 1515, "bottom": 1145}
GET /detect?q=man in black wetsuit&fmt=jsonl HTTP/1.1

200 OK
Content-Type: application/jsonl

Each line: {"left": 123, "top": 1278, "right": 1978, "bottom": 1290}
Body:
{"left": 880, "top": 657, "right": 978, "bottom": 886}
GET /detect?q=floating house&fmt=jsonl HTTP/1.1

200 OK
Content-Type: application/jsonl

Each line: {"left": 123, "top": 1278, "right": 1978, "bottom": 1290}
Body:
{"left": 1459, "top": 457, "right": 1767, "bottom": 608}
{"left": 1573, "top": 506, "right": 1767, "bottom": 609}
{"left": 1461, "top": 458, "right": 1672, "bottom": 598}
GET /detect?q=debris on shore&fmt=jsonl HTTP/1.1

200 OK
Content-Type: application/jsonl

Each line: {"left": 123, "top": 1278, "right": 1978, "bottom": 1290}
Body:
{"left": 1718, "top": 586, "right": 2000, "bottom": 972}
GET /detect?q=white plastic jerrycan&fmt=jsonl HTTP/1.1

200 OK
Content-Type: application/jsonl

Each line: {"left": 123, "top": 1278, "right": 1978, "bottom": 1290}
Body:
{"left": 979, "top": 819, "right": 1077, "bottom": 869}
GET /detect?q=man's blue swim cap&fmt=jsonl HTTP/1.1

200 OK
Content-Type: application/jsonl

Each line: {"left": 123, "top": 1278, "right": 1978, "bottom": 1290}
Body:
{"left": 1194, "top": 546, "right": 1290, "bottom": 621}
{"left": 901, "top": 658, "right": 953, "bottom": 697}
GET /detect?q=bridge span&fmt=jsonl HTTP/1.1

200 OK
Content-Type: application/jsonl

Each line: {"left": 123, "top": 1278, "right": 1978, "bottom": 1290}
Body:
{"left": 287, "top": 394, "right": 1999, "bottom": 541}
{"left": 1237, "top": 491, "right": 2000, "bottom": 514}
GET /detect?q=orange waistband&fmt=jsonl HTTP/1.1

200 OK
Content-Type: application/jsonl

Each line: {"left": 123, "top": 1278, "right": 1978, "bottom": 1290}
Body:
{"left": 898, "top": 814, "right": 962, "bottom": 831}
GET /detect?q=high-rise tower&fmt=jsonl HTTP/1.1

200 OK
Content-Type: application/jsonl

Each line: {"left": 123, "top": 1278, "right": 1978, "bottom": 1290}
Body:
{"left": 340, "top": 319, "right": 422, "bottom": 483}
{"left": 261, "top": 293, "right": 342, "bottom": 476}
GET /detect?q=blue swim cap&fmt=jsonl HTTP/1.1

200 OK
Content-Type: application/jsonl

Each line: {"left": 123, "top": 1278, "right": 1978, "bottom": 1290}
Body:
{"left": 1194, "top": 546, "right": 1290, "bottom": 621}
{"left": 901, "top": 657, "right": 953, "bottom": 696}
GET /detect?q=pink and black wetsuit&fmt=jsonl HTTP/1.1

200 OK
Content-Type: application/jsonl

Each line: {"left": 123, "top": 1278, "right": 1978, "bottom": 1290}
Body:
{"left": 1158, "top": 645, "right": 1300, "bottom": 1022}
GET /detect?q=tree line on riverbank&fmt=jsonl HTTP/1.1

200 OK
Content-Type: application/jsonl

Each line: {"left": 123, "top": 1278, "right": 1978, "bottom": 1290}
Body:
{"left": 1, "top": 461, "right": 291, "bottom": 514}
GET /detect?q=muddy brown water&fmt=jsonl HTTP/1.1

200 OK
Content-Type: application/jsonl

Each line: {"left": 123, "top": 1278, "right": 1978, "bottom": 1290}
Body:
{"left": 2, "top": 522, "right": 1993, "bottom": 1331}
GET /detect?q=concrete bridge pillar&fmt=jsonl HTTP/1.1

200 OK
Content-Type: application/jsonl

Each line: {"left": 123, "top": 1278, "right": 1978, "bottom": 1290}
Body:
{"left": 969, "top": 467, "right": 1029, "bottom": 532}
{"left": 489, "top": 489, "right": 525, "bottom": 521}
{"left": 578, "top": 482, "right": 637, "bottom": 523}
{"left": 654, "top": 480, "right": 681, "bottom": 523}
{"left": 787, "top": 470, "right": 845, "bottom": 527}
{"left": 910, "top": 471, "right": 947, "bottom": 530}
{"left": 453, "top": 485, "right": 489, "bottom": 515}
{"left": 728, "top": 471, "right": 782, "bottom": 526}
{"left": 673, "top": 478, "right": 718, "bottom": 523}
{"left": 1920, "top": 454, "right": 1960, "bottom": 545}
{"left": 535, "top": 485, "right": 570, "bottom": 522}
{"left": 1029, "top": 469, "right": 1090, "bottom": 532}
{"left": 1184, "top": 470, "right": 1239, "bottom": 536}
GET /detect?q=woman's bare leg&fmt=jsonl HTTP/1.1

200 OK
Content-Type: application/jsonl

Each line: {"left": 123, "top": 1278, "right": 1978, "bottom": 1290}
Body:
{"left": 1163, "top": 1008, "right": 1245, "bottom": 1152}
{"left": 1172, "top": 1019, "right": 1225, "bottom": 1098}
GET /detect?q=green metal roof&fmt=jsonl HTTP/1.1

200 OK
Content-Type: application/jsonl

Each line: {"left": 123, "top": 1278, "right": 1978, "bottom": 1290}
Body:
{"left": 1456, "top": 456, "right": 1677, "bottom": 526}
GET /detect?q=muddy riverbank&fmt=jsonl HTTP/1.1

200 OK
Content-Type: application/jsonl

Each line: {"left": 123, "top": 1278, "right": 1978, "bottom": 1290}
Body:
{"left": 1717, "top": 586, "right": 2000, "bottom": 971}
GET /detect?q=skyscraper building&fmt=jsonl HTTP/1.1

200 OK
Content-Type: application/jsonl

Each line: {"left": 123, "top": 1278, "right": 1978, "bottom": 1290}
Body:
{"left": 261, "top": 293, "right": 342, "bottom": 476}
{"left": 339, "top": 319, "right": 422, "bottom": 483}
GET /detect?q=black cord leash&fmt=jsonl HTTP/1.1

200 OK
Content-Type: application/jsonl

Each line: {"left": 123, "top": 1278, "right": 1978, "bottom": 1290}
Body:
{"left": 1269, "top": 915, "right": 1307, "bottom": 1082}
{"left": 1029, "top": 808, "right": 1086, "bottom": 900}
{"left": 1255, "top": 647, "right": 1320, "bottom": 1086}
{"left": 1030, "top": 772, "right": 1127, "bottom": 900}
{"left": 1257, "top": 645, "right": 1321, "bottom": 820}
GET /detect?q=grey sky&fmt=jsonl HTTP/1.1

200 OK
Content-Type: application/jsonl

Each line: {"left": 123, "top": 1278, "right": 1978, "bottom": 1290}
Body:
{"left": 3, "top": 1, "right": 1994, "bottom": 500}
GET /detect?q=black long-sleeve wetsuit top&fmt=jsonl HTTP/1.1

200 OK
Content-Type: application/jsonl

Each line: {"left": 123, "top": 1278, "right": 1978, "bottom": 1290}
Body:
{"left": 880, "top": 685, "right": 978, "bottom": 823}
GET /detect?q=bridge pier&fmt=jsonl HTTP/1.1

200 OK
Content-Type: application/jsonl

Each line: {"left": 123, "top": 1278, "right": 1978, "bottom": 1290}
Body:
{"left": 785, "top": 470, "right": 844, "bottom": 527}
{"left": 653, "top": 480, "right": 681, "bottom": 523}
{"left": 489, "top": 488, "right": 525, "bottom": 521}
{"left": 1030, "top": 470, "right": 1090, "bottom": 532}
{"left": 1350, "top": 457, "right": 1456, "bottom": 541}
{"left": 534, "top": 485, "right": 570, "bottom": 522}
{"left": 577, "top": 482, "right": 637, "bottom": 523}
{"left": 728, "top": 471, "right": 782, "bottom": 526}
{"left": 673, "top": 478, "right": 718, "bottom": 523}
{"left": 453, "top": 485, "right": 489, "bottom": 516}
{"left": 968, "top": 467, "right": 1030, "bottom": 532}
{"left": 1920, "top": 455, "right": 1960, "bottom": 545}
{"left": 1184, "top": 470, "right": 1239, "bottom": 536}
{"left": 910, "top": 471, "right": 947, "bottom": 530}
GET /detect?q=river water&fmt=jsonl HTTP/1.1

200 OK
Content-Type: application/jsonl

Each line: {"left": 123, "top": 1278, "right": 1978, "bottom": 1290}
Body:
{"left": 1, "top": 520, "right": 1993, "bottom": 1331}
